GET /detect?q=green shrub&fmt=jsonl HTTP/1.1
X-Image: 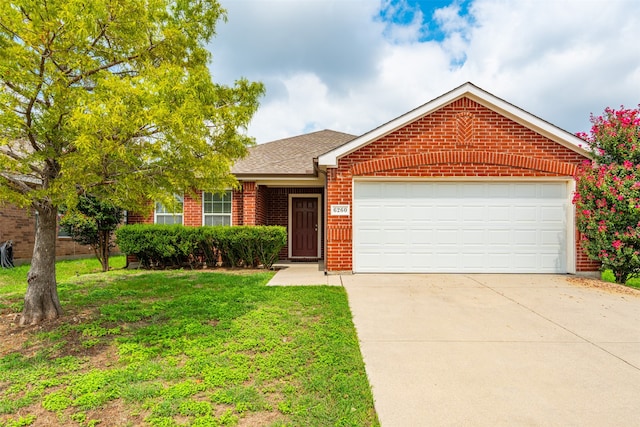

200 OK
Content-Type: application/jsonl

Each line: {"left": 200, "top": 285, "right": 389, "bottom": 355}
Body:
{"left": 115, "top": 225, "right": 286, "bottom": 269}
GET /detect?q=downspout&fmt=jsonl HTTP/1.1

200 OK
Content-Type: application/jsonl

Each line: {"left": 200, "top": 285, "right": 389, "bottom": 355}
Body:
{"left": 313, "top": 159, "right": 328, "bottom": 275}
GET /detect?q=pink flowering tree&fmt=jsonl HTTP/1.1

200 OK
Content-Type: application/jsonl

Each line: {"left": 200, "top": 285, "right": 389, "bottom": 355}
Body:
{"left": 573, "top": 106, "right": 640, "bottom": 283}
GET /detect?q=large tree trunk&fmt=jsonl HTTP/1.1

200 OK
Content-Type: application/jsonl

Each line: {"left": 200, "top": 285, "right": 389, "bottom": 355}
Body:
{"left": 19, "top": 203, "right": 62, "bottom": 325}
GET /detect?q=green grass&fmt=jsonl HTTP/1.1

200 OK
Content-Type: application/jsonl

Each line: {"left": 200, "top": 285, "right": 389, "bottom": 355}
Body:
{"left": 601, "top": 270, "right": 640, "bottom": 289}
{"left": 0, "top": 259, "right": 379, "bottom": 426}
{"left": 0, "top": 256, "right": 127, "bottom": 292}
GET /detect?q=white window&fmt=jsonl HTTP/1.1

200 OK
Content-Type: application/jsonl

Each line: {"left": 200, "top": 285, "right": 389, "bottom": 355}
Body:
{"left": 203, "top": 191, "right": 232, "bottom": 226}
{"left": 154, "top": 195, "right": 183, "bottom": 225}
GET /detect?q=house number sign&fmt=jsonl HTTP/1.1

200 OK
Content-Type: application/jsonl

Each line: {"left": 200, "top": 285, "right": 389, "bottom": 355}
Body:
{"left": 330, "top": 204, "right": 350, "bottom": 216}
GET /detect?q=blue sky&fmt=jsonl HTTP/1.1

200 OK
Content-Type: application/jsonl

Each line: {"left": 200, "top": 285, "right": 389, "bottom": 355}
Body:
{"left": 210, "top": 0, "right": 640, "bottom": 144}
{"left": 378, "top": 0, "right": 473, "bottom": 42}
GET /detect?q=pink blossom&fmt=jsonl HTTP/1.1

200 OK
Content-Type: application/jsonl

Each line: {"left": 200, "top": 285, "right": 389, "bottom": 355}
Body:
{"left": 612, "top": 240, "right": 622, "bottom": 250}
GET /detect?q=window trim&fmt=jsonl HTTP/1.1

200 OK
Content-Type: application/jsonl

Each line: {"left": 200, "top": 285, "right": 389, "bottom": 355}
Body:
{"left": 202, "top": 190, "right": 233, "bottom": 226}
{"left": 154, "top": 194, "right": 184, "bottom": 225}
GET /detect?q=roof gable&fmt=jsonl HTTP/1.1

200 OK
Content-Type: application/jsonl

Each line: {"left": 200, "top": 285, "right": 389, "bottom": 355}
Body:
{"left": 318, "top": 82, "right": 589, "bottom": 167}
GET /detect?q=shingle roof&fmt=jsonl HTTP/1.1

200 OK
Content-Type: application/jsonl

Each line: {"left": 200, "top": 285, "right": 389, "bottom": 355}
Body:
{"left": 232, "top": 129, "right": 356, "bottom": 176}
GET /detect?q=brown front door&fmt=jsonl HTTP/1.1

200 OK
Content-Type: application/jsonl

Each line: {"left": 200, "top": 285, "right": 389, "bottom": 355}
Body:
{"left": 291, "top": 197, "right": 318, "bottom": 257}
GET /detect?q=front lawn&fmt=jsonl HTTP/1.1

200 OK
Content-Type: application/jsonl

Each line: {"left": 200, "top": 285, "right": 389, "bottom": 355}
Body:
{"left": 0, "top": 260, "right": 378, "bottom": 426}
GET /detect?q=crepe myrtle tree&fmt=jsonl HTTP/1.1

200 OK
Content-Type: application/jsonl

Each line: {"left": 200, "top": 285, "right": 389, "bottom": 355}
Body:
{"left": 573, "top": 106, "right": 640, "bottom": 284}
{"left": 0, "top": 0, "right": 264, "bottom": 325}
{"left": 60, "top": 194, "right": 124, "bottom": 273}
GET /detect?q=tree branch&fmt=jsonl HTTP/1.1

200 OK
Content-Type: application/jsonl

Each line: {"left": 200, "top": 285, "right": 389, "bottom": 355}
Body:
{"left": 0, "top": 149, "right": 44, "bottom": 176}
{"left": 66, "top": 46, "right": 156, "bottom": 87}
{"left": 0, "top": 172, "right": 35, "bottom": 194}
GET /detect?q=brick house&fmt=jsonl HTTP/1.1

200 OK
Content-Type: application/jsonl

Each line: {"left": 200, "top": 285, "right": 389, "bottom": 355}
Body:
{"left": 128, "top": 82, "right": 600, "bottom": 274}
{"left": 0, "top": 204, "right": 93, "bottom": 264}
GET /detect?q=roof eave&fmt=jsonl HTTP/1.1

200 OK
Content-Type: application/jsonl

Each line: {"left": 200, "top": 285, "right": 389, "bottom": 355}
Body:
{"left": 234, "top": 173, "right": 319, "bottom": 180}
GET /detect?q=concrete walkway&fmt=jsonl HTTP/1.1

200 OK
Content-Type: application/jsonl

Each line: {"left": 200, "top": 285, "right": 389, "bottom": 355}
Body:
{"left": 343, "top": 274, "right": 640, "bottom": 426}
{"left": 266, "top": 261, "right": 342, "bottom": 286}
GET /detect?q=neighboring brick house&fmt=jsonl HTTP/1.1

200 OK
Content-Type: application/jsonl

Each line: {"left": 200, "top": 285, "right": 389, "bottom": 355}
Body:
{"left": 128, "top": 82, "right": 601, "bottom": 275}
{"left": 0, "top": 204, "right": 93, "bottom": 264}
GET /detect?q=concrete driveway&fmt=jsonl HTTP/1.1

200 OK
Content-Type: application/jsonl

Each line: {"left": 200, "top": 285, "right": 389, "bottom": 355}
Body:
{"left": 342, "top": 274, "right": 640, "bottom": 426}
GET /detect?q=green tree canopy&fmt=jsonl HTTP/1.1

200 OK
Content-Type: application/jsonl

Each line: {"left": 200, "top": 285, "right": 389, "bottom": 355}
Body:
{"left": 0, "top": 0, "right": 264, "bottom": 324}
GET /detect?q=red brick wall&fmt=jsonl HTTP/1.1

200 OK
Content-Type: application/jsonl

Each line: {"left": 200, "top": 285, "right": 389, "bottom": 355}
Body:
{"left": 0, "top": 204, "right": 35, "bottom": 260}
{"left": 184, "top": 192, "right": 202, "bottom": 226}
{"left": 242, "top": 182, "right": 257, "bottom": 225}
{"left": 126, "top": 199, "right": 154, "bottom": 225}
{"left": 0, "top": 204, "right": 94, "bottom": 262}
{"left": 325, "top": 97, "right": 600, "bottom": 272}
{"left": 576, "top": 231, "right": 600, "bottom": 272}
{"left": 256, "top": 186, "right": 268, "bottom": 226}
{"left": 232, "top": 189, "right": 243, "bottom": 226}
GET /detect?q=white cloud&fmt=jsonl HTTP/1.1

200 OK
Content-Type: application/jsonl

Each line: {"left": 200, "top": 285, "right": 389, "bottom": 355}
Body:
{"left": 210, "top": 0, "right": 640, "bottom": 143}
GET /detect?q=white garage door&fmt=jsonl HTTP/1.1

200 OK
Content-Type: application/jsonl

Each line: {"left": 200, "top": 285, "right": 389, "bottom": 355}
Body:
{"left": 353, "top": 181, "right": 570, "bottom": 273}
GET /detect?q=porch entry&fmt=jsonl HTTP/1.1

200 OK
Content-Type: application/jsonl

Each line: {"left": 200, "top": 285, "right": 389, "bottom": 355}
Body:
{"left": 289, "top": 195, "right": 321, "bottom": 258}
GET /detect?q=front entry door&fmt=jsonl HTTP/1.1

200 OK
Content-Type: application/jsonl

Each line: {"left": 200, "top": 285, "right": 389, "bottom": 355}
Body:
{"left": 291, "top": 197, "right": 318, "bottom": 257}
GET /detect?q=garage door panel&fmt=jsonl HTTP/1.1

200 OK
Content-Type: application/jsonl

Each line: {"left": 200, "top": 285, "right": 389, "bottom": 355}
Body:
{"left": 381, "top": 205, "right": 406, "bottom": 220}
{"left": 409, "top": 229, "right": 434, "bottom": 243}
{"left": 407, "top": 205, "right": 434, "bottom": 219}
{"left": 354, "top": 181, "right": 569, "bottom": 273}
{"left": 487, "top": 183, "right": 513, "bottom": 198}
{"left": 462, "top": 207, "right": 485, "bottom": 221}
{"left": 541, "top": 230, "right": 564, "bottom": 245}
{"left": 512, "top": 253, "right": 539, "bottom": 269}
{"left": 541, "top": 206, "right": 566, "bottom": 222}
{"left": 461, "top": 229, "right": 485, "bottom": 245}
{"left": 434, "top": 228, "right": 458, "bottom": 244}
{"left": 434, "top": 253, "right": 459, "bottom": 269}
{"left": 358, "top": 228, "right": 385, "bottom": 244}
{"left": 515, "top": 183, "right": 538, "bottom": 198}
{"left": 541, "top": 254, "right": 564, "bottom": 269}
{"left": 433, "top": 184, "right": 458, "bottom": 197}
{"left": 358, "top": 205, "right": 382, "bottom": 220}
{"left": 407, "top": 183, "right": 435, "bottom": 198}
{"left": 513, "top": 230, "right": 538, "bottom": 245}
{"left": 513, "top": 206, "right": 538, "bottom": 222}
{"left": 459, "top": 183, "right": 485, "bottom": 197}
{"left": 488, "top": 205, "right": 511, "bottom": 221}
{"left": 461, "top": 254, "right": 487, "bottom": 269}
{"left": 435, "top": 206, "right": 459, "bottom": 221}
{"left": 542, "top": 184, "right": 567, "bottom": 198}
{"left": 383, "top": 228, "right": 410, "bottom": 245}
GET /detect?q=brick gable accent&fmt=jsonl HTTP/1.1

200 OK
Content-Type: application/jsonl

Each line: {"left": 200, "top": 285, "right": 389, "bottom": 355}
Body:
{"left": 325, "top": 97, "right": 599, "bottom": 272}
{"left": 351, "top": 151, "right": 578, "bottom": 176}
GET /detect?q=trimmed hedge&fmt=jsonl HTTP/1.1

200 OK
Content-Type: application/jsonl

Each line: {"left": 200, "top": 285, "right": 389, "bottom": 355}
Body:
{"left": 115, "top": 224, "right": 287, "bottom": 269}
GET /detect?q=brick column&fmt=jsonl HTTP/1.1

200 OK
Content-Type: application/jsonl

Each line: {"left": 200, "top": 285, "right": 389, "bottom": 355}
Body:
{"left": 183, "top": 192, "right": 202, "bottom": 226}
{"left": 242, "top": 182, "right": 257, "bottom": 225}
{"left": 325, "top": 168, "right": 353, "bottom": 272}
